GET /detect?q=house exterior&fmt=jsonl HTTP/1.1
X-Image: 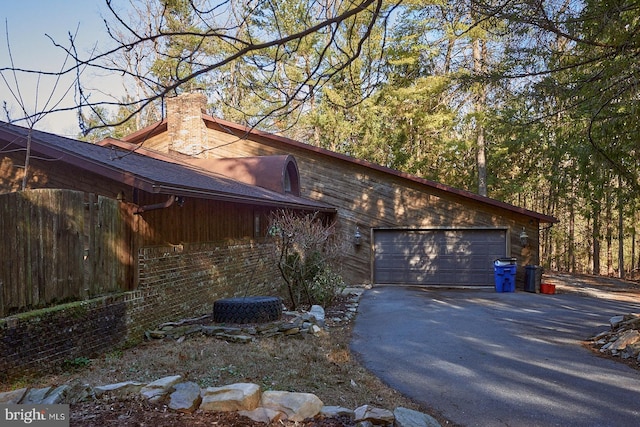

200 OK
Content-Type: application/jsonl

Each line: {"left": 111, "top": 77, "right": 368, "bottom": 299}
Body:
{"left": 0, "top": 103, "right": 557, "bottom": 378}
{"left": 118, "top": 92, "right": 558, "bottom": 288}
{"left": 1, "top": 93, "right": 557, "bottom": 292}
{"left": 0, "top": 120, "right": 334, "bottom": 317}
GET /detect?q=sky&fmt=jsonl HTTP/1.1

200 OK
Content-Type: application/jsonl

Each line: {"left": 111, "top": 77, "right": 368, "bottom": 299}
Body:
{"left": 0, "top": 0, "right": 124, "bottom": 137}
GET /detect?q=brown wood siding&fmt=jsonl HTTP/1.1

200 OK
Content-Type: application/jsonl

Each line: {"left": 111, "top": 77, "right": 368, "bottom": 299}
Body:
{"left": 138, "top": 132, "right": 172, "bottom": 153}
{"left": 132, "top": 193, "right": 274, "bottom": 245}
{"left": 192, "top": 126, "right": 540, "bottom": 285}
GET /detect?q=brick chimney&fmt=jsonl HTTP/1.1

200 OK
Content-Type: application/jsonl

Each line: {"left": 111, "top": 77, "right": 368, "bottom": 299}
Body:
{"left": 166, "top": 92, "right": 209, "bottom": 157}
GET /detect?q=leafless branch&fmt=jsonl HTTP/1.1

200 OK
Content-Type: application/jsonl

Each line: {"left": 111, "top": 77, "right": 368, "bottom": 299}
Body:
{"left": 2, "top": 0, "right": 387, "bottom": 135}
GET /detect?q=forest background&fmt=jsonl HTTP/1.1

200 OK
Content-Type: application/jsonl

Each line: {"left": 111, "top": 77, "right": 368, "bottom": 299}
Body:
{"left": 3, "top": 0, "right": 639, "bottom": 279}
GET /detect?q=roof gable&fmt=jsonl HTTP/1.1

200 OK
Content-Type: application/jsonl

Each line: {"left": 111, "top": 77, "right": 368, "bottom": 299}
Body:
{"left": 125, "top": 114, "right": 557, "bottom": 223}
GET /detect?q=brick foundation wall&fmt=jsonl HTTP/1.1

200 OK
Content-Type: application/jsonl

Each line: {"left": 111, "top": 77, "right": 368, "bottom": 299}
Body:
{"left": 0, "top": 239, "right": 284, "bottom": 381}
{"left": 0, "top": 296, "right": 127, "bottom": 382}
{"left": 128, "top": 239, "right": 284, "bottom": 339}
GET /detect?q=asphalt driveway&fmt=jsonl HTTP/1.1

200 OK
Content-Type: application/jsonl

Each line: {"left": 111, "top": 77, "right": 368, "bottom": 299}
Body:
{"left": 351, "top": 283, "right": 640, "bottom": 427}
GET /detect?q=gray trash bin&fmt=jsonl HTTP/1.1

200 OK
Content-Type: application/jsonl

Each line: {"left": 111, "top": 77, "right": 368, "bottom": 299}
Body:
{"left": 524, "top": 265, "right": 543, "bottom": 293}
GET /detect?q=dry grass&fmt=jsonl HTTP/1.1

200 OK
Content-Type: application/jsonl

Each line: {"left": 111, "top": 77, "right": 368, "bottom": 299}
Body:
{"left": 23, "top": 326, "right": 417, "bottom": 411}
{"left": 2, "top": 300, "right": 437, "bottom": 421}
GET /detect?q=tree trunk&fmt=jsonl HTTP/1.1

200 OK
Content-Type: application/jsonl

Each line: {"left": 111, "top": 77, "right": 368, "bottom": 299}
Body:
{"left": 592, "top": 203, "right": 601, "bottom": 275}
{"left": 473, "top": 37, "right": 487, "bottom": 197}
{"left": 569, "top": 199, "right": 575, "bottom": 272}
{"left": 444, "top": 36, "right": 454, "bottom": 74}
{"left": 618, "top": 175, "right": 625, "bottom": 278}
{"left": 631, "top": 225, "right": 636, "bottom": 276}
{"left": 543, "top": 184, "right": 557, "bottom": 270}
{"left": 606, "top": 186, "right": 614, "bottom": 276}
{"left": 21, "top": 128, "right": 33, "bottom": 190}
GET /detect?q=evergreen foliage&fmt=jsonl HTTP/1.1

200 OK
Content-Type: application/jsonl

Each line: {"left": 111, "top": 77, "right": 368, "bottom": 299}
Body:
{"left": 6, "top": 0, "right": 640, "bottom": 276}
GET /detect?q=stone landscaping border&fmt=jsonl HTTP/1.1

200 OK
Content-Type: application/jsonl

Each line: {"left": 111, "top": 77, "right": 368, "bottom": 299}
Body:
{"left": 0, "top": 375, "right": 440, "bottom": 427}
{"left": 0, "top": 374, "right": 440, "bottom": 426}
{"left": 0, "top": 289, "right": 441, "bottom": 426}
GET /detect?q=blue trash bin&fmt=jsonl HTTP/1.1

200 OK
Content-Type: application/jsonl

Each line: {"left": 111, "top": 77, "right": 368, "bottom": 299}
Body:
{"left": 494, "top": 258, "right": 517, "bottom": 292}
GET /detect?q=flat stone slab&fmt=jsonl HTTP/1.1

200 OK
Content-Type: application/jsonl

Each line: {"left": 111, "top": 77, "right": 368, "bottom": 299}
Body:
{"left": 168, "top": 381, "right": 202, "bottom": 413}
{"left": 21, "top": 387, "right": 52, "bottom": 404}
{"left": 239, "top": 407, "right": 286, "bottom": 423}
{"left": 394, "top": 407, "right": 441, "bottom": 427}
{"left": 321, "top": 405, "right": 355, "bottom": 419}
{"left": 200, "top": 383, "right": 261, "bottom": 412}
{"left": 260, "top": 390, "right": 323, "bottom": 422}
{"left": 95, "top": 381, "right": 146, "bottom": 399}
{"left": 140, "top": 375, "right": 183, "bottom": 403}
{"left": 355, "top": 404, "right": 395, "bottom": 424}
{"left": 610, "top": 330, "right": 640, "bottom": 351}
{"left": 0, "top": 388, "right": 27, "bottom": 404}
{"left": 41, "top": 385, "right": 69, "bottom": 404}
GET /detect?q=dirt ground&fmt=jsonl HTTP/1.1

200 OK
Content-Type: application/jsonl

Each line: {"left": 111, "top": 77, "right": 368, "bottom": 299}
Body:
{"left": 3, "top": 293, "right": 441, "bottom": 427}
{"left": 70, "top": 397, "right": 358, "bottom": 427}
{"left": 5, "top": 274, "right": 640, "bottom": 427}
{"left": 544, "top": 271, "right": 640, "bottom": 302}
{"left": 65, "top": 307, "right": 401, "bottom": 426}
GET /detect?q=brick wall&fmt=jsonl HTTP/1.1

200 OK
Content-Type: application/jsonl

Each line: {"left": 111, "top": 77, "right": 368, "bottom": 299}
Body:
{"left": 166, "top": 92, "right": 209, "bottom": 156}
{"left": 127, "top": 239, "right": 284, "bottom": 339}
{"left": 0, "top": 296, "right": 127, "bottom": 382}
{"left": 0, "top": 238, "right": 284, "bottom": 381}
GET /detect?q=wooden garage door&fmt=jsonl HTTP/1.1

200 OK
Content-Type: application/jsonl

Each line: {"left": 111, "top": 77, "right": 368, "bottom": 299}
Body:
{"left": 373, "top": 229, "right": 507, "bottom": 285}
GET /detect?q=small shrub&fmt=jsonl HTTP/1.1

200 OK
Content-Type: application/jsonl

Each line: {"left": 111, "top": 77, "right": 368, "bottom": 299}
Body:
{"left": 105, "top": 350, "right": 124, "bottom": 362}
{"left": 268, "top": 210, "right": 348, "bottom": 309}
{"left": 308, "top": 268, "right": 346, "bottom": 307}
{"left": 63, "top": 356, "right": 92, "bottom": 370}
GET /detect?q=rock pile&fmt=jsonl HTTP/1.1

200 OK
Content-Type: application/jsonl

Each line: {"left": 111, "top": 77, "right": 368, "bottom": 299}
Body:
{"left": 146, "top": 308, "right": 325, "bottom": 343}
{"left": 145, "top": 298, "right": 359, "bottom": 343}
{"left": 0, "top": 375, "right": 441, "bottom": 426}
{"left": 589, "top": 313, "right": 640, "bottom": 363}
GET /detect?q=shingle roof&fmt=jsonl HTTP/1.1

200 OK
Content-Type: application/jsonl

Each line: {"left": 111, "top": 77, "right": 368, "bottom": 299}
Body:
{"left": 0, "top": 121, "right": 335, "bottom": 212}
{"left": 99, "top": 138, "right": 300, "bottom": 196}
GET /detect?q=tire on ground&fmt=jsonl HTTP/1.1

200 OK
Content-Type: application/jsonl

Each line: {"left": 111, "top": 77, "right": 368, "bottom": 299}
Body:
{"left": 213, "top": 296, "right": 283, "bottom": 324}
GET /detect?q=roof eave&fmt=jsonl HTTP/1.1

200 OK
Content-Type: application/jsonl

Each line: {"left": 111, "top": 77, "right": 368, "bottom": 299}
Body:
{"left": 0, "top": 126, "right": 332, "bottom": 211}
{"left": 0, "top": 128, "right": 159, "bottom": 195}
{"left": 152, "top": 184, "right": 336, "bottom": 213}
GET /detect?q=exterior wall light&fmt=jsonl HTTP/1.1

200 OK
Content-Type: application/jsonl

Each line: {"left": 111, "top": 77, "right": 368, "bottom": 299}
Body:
{"left": 354, "top": 226, "right": 362, "bottom": 246}
{"left": 519, "top": 227, "right": 529, "bottom": 247}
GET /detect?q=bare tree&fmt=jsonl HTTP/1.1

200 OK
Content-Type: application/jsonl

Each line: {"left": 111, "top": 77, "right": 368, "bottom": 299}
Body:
{"left": 268, "top": 209, "right": 347, "bottom": 309}
{"left": 1, "top": 22, "right": 81, "bottom": 189}
{"left": 0, "top": 0, "right": 389, "bottom": 135}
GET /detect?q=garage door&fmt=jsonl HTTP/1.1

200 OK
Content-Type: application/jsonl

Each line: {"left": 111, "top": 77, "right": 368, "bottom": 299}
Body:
{"left": 373, "top": 229, "right": 507, "bottom": 285}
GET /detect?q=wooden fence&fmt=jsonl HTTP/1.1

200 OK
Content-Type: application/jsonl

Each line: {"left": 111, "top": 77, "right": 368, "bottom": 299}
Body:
{"left": 0, "top": 189, "right": 133, "bottom": 317}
